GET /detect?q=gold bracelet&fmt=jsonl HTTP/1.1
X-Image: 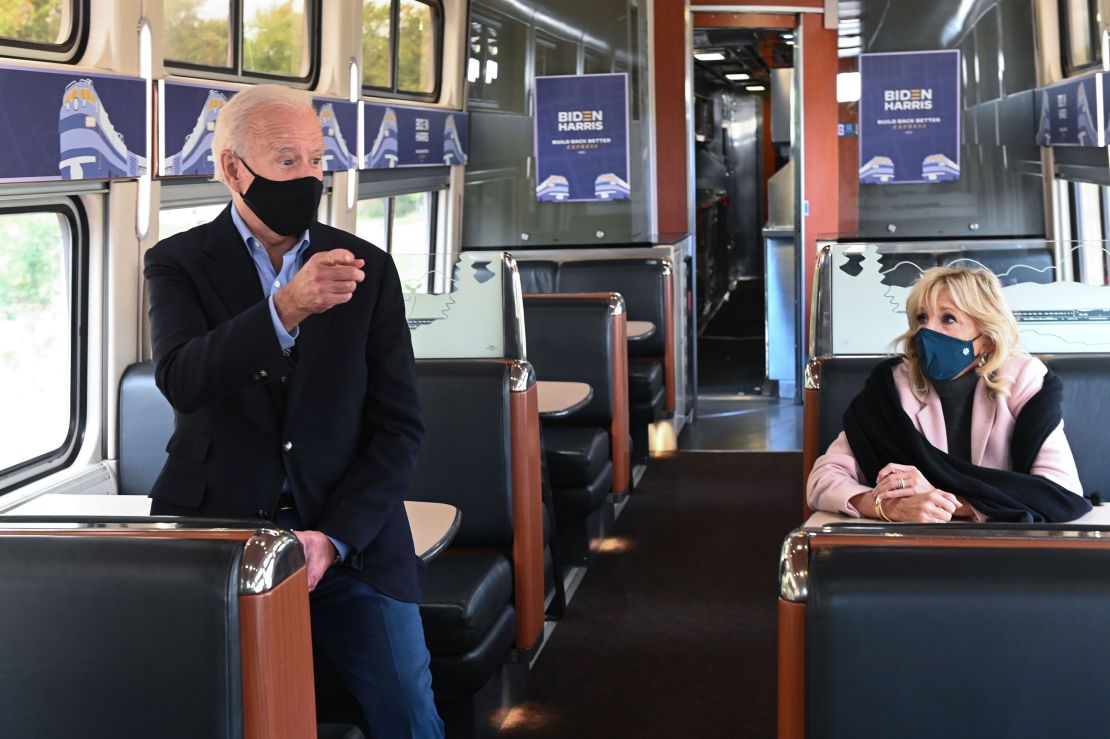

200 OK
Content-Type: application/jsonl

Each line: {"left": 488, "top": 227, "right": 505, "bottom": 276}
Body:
{"left": 874, "top": 491, "right": 892, "bottom": 522}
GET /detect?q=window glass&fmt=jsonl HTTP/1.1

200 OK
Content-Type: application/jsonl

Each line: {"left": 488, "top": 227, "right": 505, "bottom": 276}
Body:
{"left": 1061, "top": 0, "right": 1101, "bottom": 71}
{"left": 397, "top": 0, "right": 437, "bottom": 93}
{"left": 583, "top": 50, "right": 609, "bottom": 75}
{"left": 243, "top": 0, "right": 310, "bottom": 78}
{"left": 391, "top": 192, "right": 432, "bottom": 292}
{"left": 0, "top": 0, "right": 69, "bottom": 45}
{"left": 159, "top": 204, "right": 227, "bottom": 241}
{"left": 356, "top": 197, "right": 389, "bottom": 250}
{"left": 362, "top": 0, "right": 392, "bottom": 88}
{"left": 164, "top": 0, "right": 232, "bottom": 69}
{"left": 535, "top": 34, "right": 576, "bottom": 77}
{"left": 0, "top": 211, "right": 72, "bottom": 474}
{"left": 468, "top": 14, "right": 525, "bottom": 112}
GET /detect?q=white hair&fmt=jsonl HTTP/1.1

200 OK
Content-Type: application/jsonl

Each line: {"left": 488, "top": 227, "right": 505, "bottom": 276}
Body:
{"left": 211, "top": 84, "right": 316, "bottom": 184}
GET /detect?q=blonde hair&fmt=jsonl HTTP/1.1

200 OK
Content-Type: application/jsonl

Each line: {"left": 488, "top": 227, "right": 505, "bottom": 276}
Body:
{"left": 895, "top": 267, "right": 1022, "bottom": 398}
{"left": 211, "top": 84, "right": 315, "bottom": 184}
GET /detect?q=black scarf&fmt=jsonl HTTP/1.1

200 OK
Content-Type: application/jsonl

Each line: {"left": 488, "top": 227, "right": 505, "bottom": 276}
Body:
{"left": 843, "top": 358, "right": 1092, "bottom": 523}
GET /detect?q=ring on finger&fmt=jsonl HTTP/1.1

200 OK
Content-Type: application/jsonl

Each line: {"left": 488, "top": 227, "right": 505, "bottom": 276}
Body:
{"left": 898, "top": 477, "right": 905, "bottom": 490}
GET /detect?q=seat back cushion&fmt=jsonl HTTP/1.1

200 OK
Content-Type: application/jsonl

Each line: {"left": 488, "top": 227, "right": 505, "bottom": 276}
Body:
{"left": 516, "top": 260, "right": 559, "bottom": 295}
{"left": 411, "top": 360, "right": 515, "bottom": 548}
{"left": 808, "top": 542, "right": 1110, "bottom": 738}
{"left": 557, "top": 259, "right": 667, "bottom": 356}
{"left": 1045, "top": 354, "right": 1110, "bottom": 499}
{"left": 119, "top": 361, "right": 175, "bottom": 495}
{"left": 816, "top": 356, "right": 886, "bottom": 453}
{"left": 0, "top": 535, "right": 244, "bottom": 739}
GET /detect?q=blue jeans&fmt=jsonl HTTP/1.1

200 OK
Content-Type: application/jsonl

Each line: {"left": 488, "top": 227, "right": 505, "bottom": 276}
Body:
{"left": 310, "top": 567, "right": 445, "bottom": 739}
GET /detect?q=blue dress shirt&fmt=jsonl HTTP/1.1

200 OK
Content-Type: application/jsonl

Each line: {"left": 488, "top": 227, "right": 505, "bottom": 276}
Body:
{"left": 229, "top": 205, "right": 350, "bottom": 562}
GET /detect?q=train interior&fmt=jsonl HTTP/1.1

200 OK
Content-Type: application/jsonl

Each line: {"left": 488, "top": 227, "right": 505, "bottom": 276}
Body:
{"left": 1, "top": 0, "right": 1110, "bottom": 737}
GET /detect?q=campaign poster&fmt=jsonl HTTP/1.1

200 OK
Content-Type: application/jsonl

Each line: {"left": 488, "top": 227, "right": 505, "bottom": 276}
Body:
{"left": 363, "top": 102, "right": 469, "bottom": 169}
{"left": 0, "top": 64, "right": 146, "bottom": 182}
{"left": 1035, "top": 72, "right": 1103, "bottom": 147}
{"left": 858, "top": 50, "right": 961, "bottom": 185}
{"left": 533, "top": 73, "right": 630, "bottom": 202}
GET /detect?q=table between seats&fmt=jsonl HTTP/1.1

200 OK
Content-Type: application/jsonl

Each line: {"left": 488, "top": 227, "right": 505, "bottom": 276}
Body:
{"left": 3, "top": 493, "right": 460, "bottom": 561}
{"left": 627, "top": 320, "right": 656, "bottom": 340}
{"left": 536, "top": 380, "right": 594, "bottom": 418}
{"left": 804, "top": 504, "right": 1110, "bottom": 528}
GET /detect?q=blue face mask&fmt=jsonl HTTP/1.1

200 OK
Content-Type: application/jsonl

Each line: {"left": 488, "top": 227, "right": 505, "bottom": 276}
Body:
{"left": 914, "top": 328, "right": 981, "bottom": 382}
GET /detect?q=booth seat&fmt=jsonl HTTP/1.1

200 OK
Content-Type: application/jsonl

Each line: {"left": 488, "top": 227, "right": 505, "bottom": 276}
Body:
{"left": 118, "top": 359, "right": 544, "bottom": 738}
{"left": 779, "top": 524, "right": 1110, "bottom": 739}
{"left": 516, "top": 256, "right": 674, "bottom": 466}
{"left": 522, "top": 294, "right": 628, "bottom": 565}
{"left": 408, "top": 358, "right": 545, "bottom": 735}
{"left": 0, "top": 517, "right": 335, "bottom": 739}
{"left": 802, "top": 354, "right": 1110, "bottom": 500}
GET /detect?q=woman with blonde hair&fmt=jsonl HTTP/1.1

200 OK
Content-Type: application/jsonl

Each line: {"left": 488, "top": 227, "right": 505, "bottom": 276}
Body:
{"left": 807, "top": 266, "right": 1091, "bottom": 523}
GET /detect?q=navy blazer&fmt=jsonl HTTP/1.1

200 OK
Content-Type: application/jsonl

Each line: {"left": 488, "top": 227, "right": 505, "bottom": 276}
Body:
{"left": 144, "top": 205, "right": 425, "bottom": 602}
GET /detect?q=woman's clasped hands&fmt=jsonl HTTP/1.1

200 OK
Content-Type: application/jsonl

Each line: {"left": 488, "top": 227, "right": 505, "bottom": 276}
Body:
{"left": 872, "top": 463, "right": 966, "bottom": 523}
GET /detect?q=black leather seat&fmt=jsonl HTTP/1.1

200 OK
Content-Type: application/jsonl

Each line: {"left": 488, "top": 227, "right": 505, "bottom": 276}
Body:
{"left": 809, "top": 354, "right": 1110, "bottom": 499}
{"left": 628, "top": 358, "right": 665, "bottom": 428}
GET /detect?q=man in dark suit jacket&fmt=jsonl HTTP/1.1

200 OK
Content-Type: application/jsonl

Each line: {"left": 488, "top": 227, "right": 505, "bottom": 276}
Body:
{"left": 144, "top": 84, "right": 443, "bottom": 738}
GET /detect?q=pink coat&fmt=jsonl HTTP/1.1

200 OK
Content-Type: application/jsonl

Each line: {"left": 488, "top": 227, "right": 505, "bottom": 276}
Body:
{"left": 807, "top": 353, "right": 1083, "bottom": 516}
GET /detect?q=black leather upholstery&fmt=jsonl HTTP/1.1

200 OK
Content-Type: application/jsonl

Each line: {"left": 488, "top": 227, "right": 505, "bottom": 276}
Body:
{"left": 549, "top": 462, "right": 614, "bottom": 518}
{"left": 410, "top": 360, "right": 514, "bottom": 548}
{"left": 628, "top": 358, "right": 664, "bottom": 402}
{"left": 516, "top": 260, "right": 559, "bottom": 294}
{"left": 1045, "top": 355, "right": 1110, "bottom": 500}
{"left": 317, "top": 725, "right": 366, "bottom": 739}
{"left": 420, "top": 553, "right": 513, "bottom": 655}
{"left": 542, "top": 426, "right": 611, "bottom": 487}
{"left": 807, "top": 542, "right": 1110, "bottom": 739}
{"left": 814, "top": 355, "right": 1110, "bottom": 498}
{"left": 0, "top": 535, "right": 244, "bottom": 739}
{"left": 429, "top": 607, "right": 517, "bottom": 702}
{"left": 523, "top": 296, "right": 614, "bottom": 426}
{"left": 118, "top": 361, "right": 176, "bottom": 495}
{"left": 557, "top": 259, "right": 668, "bottom": 357}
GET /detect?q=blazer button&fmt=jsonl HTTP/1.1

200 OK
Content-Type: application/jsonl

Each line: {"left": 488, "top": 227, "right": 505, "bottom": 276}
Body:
{"left": 253, "top": 369, "right": 269, "bottom": 381}
{"left": 282, "top": 441, "right": 293, "bottom": 453}
{"left": 257, "top": 508, "right": 269, "bottom": 518}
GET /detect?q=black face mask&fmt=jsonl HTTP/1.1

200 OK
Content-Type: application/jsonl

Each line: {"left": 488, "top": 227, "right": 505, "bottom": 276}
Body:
{"left": 236, "top": 157, "right": 323, "bottom": 236}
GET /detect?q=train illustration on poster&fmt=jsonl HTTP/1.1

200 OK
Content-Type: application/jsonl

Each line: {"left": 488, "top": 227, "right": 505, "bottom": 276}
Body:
{"left": 58, "top": 79, "right": 148, "bottom": 180}
{"left": 363, "top": 103, "right": 469, "bottom": 169}
{"left": 536, "top": 175, "right": 570, "bottom": 202}
{"left": 317, "top": 102, "right": 356, "bottom": 171}
{"left": 1033, "top": 72, "right": 1104, "bottom": 147}
{"left": 859, "top": 156, "right": 894, "bottom": 184}
{"left": 366, "top": 107, "right": 400, "bottom": 168}
{"left": 921, "top": 153, "right": 959, "bottom": 182}
{"left": 160, "top": 89, "right": 228, "bottom": 176}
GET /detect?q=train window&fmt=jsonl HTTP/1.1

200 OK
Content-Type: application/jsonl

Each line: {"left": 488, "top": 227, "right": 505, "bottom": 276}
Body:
{"left": 535, "top": 33, "right": 576, "bottom": 77}
{"left": 0, "top": 205, "right": 83, "bottom": 489}
{"left": 468, "top": 12, "right": 525, "bottom": 112}
{"left": 159, "top": 203, "right": 227, "bottom": 240}
{"left": 362, "top": 0, "right": 441, "bottom": 99}
{"left": 165, "top": 0, "right": 319, "bottom": 84}
{"left": 363, "top": 0, "right": 392, "bottom": 89}
{"left": 0, "top": 0, "right": 83, "bottom": 60}
{"left": 1059, "top": 0, "right": 1102, "bottom": 73}
{"left": 356, "top": 196, "right": 390, "bottom": 250}
{"left": 243, "top": 0, "right": 312, "bottom": 78}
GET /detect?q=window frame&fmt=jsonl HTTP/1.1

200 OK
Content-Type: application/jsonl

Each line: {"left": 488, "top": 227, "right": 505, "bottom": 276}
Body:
{"left": 0, "top": 198, "right": 88, "bottom": 495}
{"left": 164, "top": 0, "right": 322, "bottom": 88}
{"left": 1058, "top": 0, "right": 1103, "bottom": 76}
{"left": 362, "top": 0, "right": 444, "bottom": 103}
{"left": 0, "top": 0, "right": 88, "bottom": 63}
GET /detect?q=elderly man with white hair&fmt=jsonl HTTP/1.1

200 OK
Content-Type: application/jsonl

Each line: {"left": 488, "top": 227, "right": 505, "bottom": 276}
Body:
{"left": 144, "top": 83, "right": 443, "bottom": 738}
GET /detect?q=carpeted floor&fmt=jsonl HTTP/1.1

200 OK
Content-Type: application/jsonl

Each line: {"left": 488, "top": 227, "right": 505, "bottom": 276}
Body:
{"left": 499, "top": 451, "right": 802, "bottom": 738}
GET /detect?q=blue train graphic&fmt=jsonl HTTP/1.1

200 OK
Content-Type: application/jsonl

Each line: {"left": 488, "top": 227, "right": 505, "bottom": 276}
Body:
{"left": 859, "top": 155, "right": 895, "bottom": 184}
{"left": 161, "top": 90, "right": 227, "bottom": 176}
{"left": 366, "top": 108, "right": 400, "bottom": 168}
{"left": 1035, "top": 90, "right": 1052, "bottom": 145}
{"left": 921, "top": 153, "right": 959, "bottom": 182}
{"left": 594, "top": 172, "right": 630, "bottom": 200}
{"left": 59, "top": 79, "right": 147, "bottom": 179}
{"left": 443, "top": 115, "right": 467, "bottom": 165}
{"left": 318, "top": 102, "right": 355, "bottom": 170}
{"left": 536, "top": 174, "right": 570, "bottom": 201}
{"left": 1076, "top": 82, "right": 1098, "bottom": 146}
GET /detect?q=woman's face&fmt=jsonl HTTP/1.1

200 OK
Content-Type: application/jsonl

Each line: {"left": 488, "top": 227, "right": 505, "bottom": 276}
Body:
{"left": 914, "top": 290, "right": 992, "bottom": 357}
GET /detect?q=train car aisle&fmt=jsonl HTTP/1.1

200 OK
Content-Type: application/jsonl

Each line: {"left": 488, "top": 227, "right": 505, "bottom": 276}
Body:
{"left": 498, "top": 450, "right": 801, "bottom": 737}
